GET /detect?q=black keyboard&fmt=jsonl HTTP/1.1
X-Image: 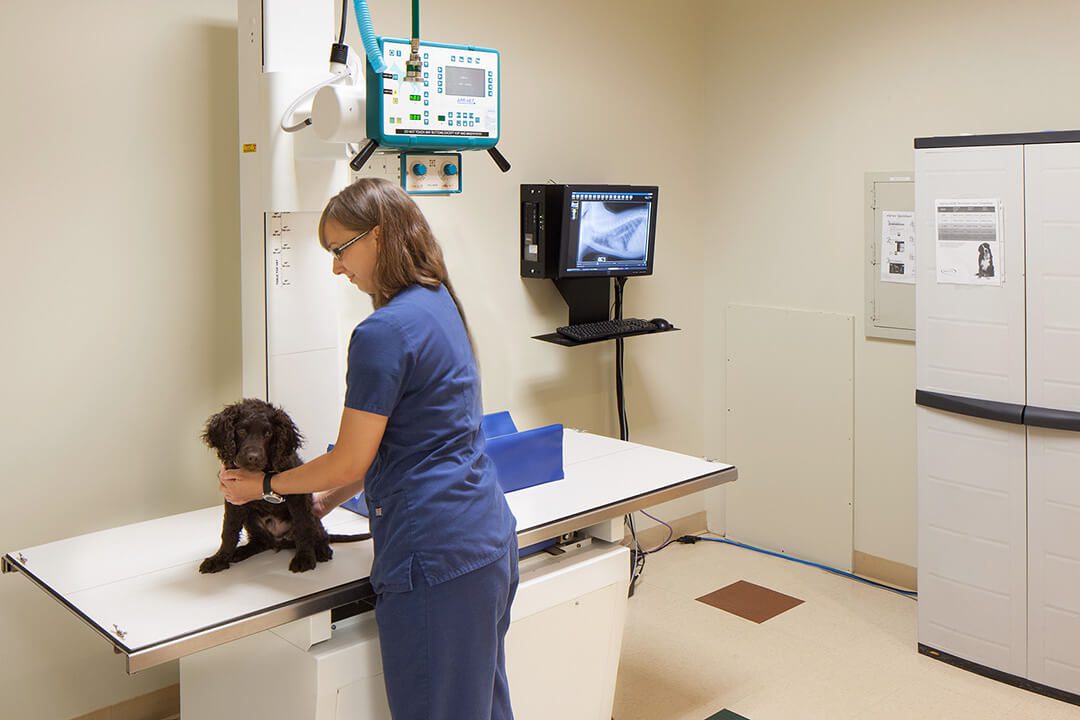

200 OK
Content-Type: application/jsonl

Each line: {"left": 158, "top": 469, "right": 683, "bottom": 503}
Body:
{"left": 556, "top": 318, "right": 656, "bottom": 342}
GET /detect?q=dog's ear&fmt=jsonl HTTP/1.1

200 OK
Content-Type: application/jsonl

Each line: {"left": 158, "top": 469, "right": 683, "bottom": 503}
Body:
{"left": 203, "top": 404, "right": 238, "bottom": 465}
{"left": 269, "top": 404, "right": 303, "bottom": 468}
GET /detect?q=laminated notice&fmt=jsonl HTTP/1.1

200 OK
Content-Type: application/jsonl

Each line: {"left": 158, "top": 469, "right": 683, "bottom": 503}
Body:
{"left": 935, "top": 199, "right": 1002, "bottom": 285}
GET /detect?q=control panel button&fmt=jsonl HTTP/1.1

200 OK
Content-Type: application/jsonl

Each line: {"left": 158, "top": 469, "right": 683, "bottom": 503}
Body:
{"left": 412, "top": 163, "right": 428, "bottom": 176}
{"left": 443, "top": 164, "right": 459, "bottom": 176}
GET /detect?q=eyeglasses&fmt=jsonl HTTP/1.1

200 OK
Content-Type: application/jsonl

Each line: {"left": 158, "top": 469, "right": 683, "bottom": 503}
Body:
{"left": 329, "top": 228, "right": 372, "bottom": 259}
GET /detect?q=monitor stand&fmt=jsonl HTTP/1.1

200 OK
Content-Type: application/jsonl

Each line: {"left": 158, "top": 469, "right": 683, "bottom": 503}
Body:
{"left": 554, "top": 278, "right": 610, "bottom": 326}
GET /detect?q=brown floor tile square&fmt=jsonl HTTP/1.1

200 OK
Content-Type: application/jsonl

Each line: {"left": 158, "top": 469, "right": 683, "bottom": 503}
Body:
{"left": 696, "top": 580, "right": 804, "bottom": 623}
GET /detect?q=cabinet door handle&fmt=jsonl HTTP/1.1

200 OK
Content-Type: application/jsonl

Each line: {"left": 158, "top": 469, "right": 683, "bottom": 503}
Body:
{"left": 1023, "top": 406, "right": 1080, "bottom": 432}
{"left": 915, "top": 390, "right": 1024, "bottom": 425}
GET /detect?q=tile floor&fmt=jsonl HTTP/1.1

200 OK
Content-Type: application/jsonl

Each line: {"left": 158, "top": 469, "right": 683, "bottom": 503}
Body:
{"left": 611, "top": 536, "right": 1080, "bottom": 720}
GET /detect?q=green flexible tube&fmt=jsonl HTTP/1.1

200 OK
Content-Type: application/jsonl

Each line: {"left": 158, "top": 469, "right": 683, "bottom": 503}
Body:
{"left": 412, "top": 0, "right": 420, "bottom": 40}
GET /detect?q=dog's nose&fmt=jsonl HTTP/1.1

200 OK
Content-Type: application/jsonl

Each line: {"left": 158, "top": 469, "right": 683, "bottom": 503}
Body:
{"left": 245, "top": 452, "right": 262, "bottom": 466}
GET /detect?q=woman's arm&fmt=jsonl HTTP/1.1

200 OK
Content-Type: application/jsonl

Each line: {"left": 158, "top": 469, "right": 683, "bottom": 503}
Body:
{"left": 312, "top": 478, "right": 367, "bottom": 518}
{"left": 219, "top": 407, "right": 388, "bottom": 505}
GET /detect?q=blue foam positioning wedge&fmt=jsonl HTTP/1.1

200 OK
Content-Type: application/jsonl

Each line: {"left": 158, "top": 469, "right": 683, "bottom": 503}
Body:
{"left": 484, "top": 422, "right": 564, "bottom": 493}
{"left": 339, "top": 412, "right": 565, "bottom": 518}
{"left": 481, "top": 410, "right": 518, "bottom": 439}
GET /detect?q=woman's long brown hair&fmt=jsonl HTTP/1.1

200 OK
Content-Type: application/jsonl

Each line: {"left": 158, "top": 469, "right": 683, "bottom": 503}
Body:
{"left": 318, "top": 178, "right": 475, "bottom": 352}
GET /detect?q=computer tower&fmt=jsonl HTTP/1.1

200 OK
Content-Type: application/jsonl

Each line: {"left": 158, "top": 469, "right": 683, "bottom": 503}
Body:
{"left": 520, "top": 184, "right": 562, "bottom": 278}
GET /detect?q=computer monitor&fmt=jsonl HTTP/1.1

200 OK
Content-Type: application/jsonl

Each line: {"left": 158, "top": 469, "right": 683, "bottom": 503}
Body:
{"left": 558, "top": 185, "right": 658, "bottom": 278}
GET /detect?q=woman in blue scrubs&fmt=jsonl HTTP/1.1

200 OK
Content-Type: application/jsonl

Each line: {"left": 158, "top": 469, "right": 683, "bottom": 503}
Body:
{"left": 219, "top": 177, "right": 518, "bottom": 720}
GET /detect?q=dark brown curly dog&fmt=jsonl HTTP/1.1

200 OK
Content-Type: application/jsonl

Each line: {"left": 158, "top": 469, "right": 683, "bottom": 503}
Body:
{"left": 199, "top": 398, "right": 369, "bottom": 574}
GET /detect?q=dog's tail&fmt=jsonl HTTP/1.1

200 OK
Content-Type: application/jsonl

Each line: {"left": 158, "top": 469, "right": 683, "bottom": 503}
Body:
{"left": 327, "top": 533, "right": 371, "bottom": 543}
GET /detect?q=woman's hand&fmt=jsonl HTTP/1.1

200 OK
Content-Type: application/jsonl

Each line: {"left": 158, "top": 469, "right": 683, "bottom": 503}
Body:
{"left": 218, "top": 466, "right": 265, "bottom": 505}
{"left": 312, "top": 491, "right": 335, "bottom": 519}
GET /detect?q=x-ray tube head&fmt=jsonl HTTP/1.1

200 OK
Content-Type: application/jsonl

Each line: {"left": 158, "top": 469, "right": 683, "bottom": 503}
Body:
{"left": 312, "top": 84, "right": 367, "bottom": 143}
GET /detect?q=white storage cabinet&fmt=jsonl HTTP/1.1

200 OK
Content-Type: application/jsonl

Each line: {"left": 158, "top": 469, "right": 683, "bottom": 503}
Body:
{"left": 915, "top": 130, "right": 1080, "bottom": 705}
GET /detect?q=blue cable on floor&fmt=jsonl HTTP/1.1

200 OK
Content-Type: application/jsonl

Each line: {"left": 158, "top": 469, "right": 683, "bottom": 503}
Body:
{"left": 679, "top": 535, "right": 918, "bottom": 599}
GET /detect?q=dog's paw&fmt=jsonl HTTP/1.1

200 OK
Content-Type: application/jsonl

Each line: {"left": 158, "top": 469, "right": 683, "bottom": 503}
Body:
{"left": 315, "top": 543, "right": 334, "bottom": 563}
{"left": 199, "top": 555, "right": 230, "bottom": 574}
{"left": 289, "top": 551, "right": 318, "bottom": 573}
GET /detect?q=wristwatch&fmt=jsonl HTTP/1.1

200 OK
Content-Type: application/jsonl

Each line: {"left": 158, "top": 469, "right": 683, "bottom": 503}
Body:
{"left": 262, "top": 471, "right": 285, "bottom": 504}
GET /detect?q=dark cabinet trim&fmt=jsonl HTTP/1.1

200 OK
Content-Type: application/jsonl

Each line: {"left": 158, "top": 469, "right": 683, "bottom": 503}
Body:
{"left": 915, "top": 390, "right": 1024, "bottom": 424}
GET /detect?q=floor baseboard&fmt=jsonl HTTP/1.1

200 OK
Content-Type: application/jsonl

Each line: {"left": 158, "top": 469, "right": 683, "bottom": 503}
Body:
{"left": 853, "top": 550, "right": 917, "bottom": 592}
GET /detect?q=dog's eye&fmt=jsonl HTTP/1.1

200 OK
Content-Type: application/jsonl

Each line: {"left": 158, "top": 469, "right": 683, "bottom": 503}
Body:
{"left": 237, "top": 429, "right": 247, "bottom": 437}
{"left": 264, "top": 430, "right": 272, "bottom": 438}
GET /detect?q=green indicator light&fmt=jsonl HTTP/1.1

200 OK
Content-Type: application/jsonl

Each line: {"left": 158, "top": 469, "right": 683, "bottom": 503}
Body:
{"left": 438, "top": 115, "right": 445, "bottom": 121}
{"left": 410, "top": 114, "right": 421, "bottom": 121}
{"left": 410, "top": 94, "right": 422, "bottom": 102}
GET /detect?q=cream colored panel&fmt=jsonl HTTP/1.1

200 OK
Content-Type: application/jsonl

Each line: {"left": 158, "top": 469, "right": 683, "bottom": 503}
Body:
{"left": 265, "top": 211, "right": 344, "bottom": 460}
{"left": 725, "top": 305, "right": 853, "bottom": 570}
{"left": 914, "top": 146, "right": 1026, "bottom": 405}
{"left": 1027, "top": 428, "right": 1080, "bottom": 695}
{"left": 916, "top": 407, "right": 1027, "bottom": 676}
{"left": 1025, "top": 142, "right": 1080, "bottom": 412}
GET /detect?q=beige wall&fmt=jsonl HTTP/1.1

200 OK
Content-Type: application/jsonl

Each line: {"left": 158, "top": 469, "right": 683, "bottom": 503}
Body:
{"left": 703, "top": 0, "right": 1080, "bottom": 566}
{"left": 0, "top": 1, "right": 705, "bottom": 717}
{"left": 1, "top": 2, "right": 240, "bottom": 718}
{"left": 15, "top": 0, "right": 1080, "bottom": 715}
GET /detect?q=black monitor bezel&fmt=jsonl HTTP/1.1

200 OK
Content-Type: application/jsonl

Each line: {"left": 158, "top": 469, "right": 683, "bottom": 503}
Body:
{"left": 556, "top": 184, "right": 659, "bottom": 279}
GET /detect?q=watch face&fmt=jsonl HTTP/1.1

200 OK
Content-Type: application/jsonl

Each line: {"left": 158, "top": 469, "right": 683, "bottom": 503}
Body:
{"left": 264, "top": 493, "right": 285, "bottom": 504}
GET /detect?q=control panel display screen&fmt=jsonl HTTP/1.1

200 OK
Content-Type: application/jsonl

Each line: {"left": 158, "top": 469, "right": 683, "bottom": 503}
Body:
{"left": 445, "top": 66, "right": 485, "bottom": 97}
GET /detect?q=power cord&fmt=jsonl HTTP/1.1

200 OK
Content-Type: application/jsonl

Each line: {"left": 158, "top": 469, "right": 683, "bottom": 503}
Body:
{"left": 282, "top": 0, "right": 355, "bottom": 134}
{"left": 676, "top": 535, "right": 918, "bottom": 599}
{"left": 614, "top": 277, "right": 629, "bottom": 440}
{"left": 613, "top": 276, "right": 648, "bottom": 595}
{"left": 641, "top": 510, "right": 675, "bottom": 553}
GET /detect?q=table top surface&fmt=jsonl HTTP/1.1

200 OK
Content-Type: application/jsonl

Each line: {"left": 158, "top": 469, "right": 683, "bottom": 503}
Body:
{"left": 4, "top": 431, "right": 733, "bottom": 661}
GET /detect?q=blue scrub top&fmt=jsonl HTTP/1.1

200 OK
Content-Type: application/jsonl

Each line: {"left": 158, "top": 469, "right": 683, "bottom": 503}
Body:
{"left": 345, "top": 283, "right": 516, "bottom": 594}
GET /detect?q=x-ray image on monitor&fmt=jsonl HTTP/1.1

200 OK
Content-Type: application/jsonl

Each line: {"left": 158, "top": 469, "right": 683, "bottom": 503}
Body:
{"left": 561, "top": 188, "right": 656, "bottom": 277}
{"left": 576, "top": 201, "right": 650, "bottom": 264}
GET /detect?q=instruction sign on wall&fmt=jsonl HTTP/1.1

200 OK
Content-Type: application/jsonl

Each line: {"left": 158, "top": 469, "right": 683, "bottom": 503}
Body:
{"left": 880, "top": 210, "right": 915, "bottom": 284}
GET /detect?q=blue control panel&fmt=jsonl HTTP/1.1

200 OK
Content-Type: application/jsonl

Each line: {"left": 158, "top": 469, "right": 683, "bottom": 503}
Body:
{"left": 366, "top": 38, "right": 499, "bottom": 151}
{"left": 400, "top": 152, "right": 462, "bottom": 194}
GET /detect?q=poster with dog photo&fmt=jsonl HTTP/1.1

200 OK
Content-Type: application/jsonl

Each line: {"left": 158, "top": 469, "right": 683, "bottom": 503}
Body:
{"left": 935, "top": 199, "right": 1002, "bottom": 286}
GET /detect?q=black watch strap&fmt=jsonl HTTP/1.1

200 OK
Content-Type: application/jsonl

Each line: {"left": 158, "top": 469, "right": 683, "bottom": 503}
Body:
{"left": 263, "top": 471, "right": 279, "bottom": 497}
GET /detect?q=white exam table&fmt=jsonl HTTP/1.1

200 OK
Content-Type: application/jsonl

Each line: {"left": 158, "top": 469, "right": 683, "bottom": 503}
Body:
{"left": 4, "top": 430, "right": 735, "bottom": 719}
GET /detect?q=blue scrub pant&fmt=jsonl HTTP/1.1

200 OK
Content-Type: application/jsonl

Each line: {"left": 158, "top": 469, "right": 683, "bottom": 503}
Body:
{"left": 375, "top": 540, "right": 519, "bottom": 720}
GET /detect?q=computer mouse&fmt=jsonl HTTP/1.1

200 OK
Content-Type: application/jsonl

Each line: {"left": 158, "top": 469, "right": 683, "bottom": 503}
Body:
{"left": 650, "top": 318, "right": 673, "bottom": 331}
